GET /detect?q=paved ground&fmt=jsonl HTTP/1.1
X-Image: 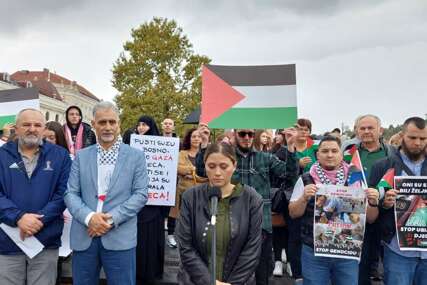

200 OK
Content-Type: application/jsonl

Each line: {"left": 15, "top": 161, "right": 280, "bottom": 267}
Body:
{"left": 59, "top": 231, "right": 383, "bottom": 285}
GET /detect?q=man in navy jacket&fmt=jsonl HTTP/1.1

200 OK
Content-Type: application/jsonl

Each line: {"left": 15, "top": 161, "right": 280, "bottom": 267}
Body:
{"left": 0, "top": 108, "right": 71, "bottom": 285}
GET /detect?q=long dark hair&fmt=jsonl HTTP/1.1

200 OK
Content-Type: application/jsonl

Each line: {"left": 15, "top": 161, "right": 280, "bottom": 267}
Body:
{"left": 181, "top": 128, "right": 197, "bottom": 150}
{"left": 46, "top": 121, "right": 68, "bottom": 150}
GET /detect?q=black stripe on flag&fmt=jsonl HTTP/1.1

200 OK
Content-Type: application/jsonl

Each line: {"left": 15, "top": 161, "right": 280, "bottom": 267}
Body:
{"left": 206, "top": 64, "right": 296, "bottom": 86}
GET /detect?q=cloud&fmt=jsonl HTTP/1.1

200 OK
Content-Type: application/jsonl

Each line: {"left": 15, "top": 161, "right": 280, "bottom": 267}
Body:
{"left": 0, "top": 0, "right": 88, "bottom": 34}
{"left": 1, "top": 0, "right": 426, "bottom": 132}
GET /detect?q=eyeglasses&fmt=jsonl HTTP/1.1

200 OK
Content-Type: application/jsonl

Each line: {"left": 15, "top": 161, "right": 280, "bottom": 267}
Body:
{"left": 237, "top": 131, "right": 255, "bottom": 138}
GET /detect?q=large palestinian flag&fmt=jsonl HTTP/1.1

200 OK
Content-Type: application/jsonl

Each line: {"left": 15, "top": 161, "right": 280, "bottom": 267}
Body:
{"left": 0, "top": 88, "right": 40, "bottom": 128}
{"left": 201, "top": 64, "right": 297, "bottom": 129}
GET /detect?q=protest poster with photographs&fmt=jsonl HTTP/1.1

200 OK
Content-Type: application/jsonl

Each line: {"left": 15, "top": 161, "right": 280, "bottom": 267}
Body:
{"left": 394, "top": 176, "right": 427, "bottom": 251}
{"left": 130, "top": 134, "right": 179, "bottom": 206}
{"left": 314, "top": 185, "right": 367, "bottom": 261}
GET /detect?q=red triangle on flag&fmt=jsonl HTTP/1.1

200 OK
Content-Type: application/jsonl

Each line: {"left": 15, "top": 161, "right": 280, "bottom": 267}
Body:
{"left": 383, "top": 168, "right": 395, "bottom": 188}
{"left": 200, "top": 66, "right": 245, "bottom": 125}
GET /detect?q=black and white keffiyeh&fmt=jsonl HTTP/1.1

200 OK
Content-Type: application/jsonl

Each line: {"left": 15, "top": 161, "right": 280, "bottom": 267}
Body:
{"left": 97, "top": 137, "right": 122, "bottom": 165}
{"left": 313, "top": 161, "right": 346, "bottom": 185}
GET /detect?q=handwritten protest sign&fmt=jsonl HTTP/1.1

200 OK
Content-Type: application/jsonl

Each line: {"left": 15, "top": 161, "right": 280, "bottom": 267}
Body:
{"left": 314, "top": 185, "right": 367, "bottom": 261}
{"left": 394, "top": 176, "right": 427, "bottom": 251}
{"left": 130, "top": 134, "right": 179, "bottom": 206}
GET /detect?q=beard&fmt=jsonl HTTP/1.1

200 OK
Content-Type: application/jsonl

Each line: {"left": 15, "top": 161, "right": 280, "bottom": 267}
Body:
{"left": 237, "top": 143, "right": 251, "bottom": 153}
{"left": 19, "top": 134, "right": 42, "bottom": 148}
{"left": 401, "top": 140, "right": 426, "bottom": 161}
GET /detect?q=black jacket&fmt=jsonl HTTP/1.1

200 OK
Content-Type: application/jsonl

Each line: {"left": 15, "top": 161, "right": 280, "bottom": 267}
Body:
{"left": 176, "top": 183, "right": 263, "bottom": 285}
{"left": 81, "top": 122, "right": 97, "bottom": 148}
{"left": 369, "top": 147, "right": 427, "bottom": 243}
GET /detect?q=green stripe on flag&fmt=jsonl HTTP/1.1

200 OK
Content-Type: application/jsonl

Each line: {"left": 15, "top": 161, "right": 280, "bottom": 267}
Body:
{"left": 208, "top": 107, "right": 297, "bottom": 129}
{"left": 0, "top": 115, "right": 16, "bottom": 129}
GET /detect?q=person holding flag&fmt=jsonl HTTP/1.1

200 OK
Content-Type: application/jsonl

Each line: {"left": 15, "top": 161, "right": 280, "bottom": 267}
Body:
{"left": 289, "top": 136, "right": 379, "bottom": 285}
{"left": 369, "top": 117, "right": 427, "bottom": 285}
{"left": 343, "top": 114, "right": 395, "bottom": 284}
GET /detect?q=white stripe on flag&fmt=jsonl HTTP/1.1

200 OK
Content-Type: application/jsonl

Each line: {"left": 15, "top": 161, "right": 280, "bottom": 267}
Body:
{"left": 0, "top": 99, "right": 40, "bottom": 116}
{"left": 233, "top": 85, "right": 296, "bottom": 108}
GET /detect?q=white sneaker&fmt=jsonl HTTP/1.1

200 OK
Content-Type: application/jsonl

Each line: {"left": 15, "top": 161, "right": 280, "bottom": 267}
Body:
{"left": 273, "top": 261, "right": 283, "bottom": 277}
{"left": 281, "top": 249, "right": 287, "bottom": 263}
{"left": 285, "top": 262, "right": 293, "bottom": 277}
{"left": 167, "top": 235, "right": 177, "bottom": 248}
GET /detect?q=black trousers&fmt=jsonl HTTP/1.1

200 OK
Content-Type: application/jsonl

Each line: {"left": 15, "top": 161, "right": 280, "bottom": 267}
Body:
{"left": 167, "top": 216, "right": 176, "bottom": 235}
{"left": 287, "top": 217, "right": 302, "bottom": 279}
{"left": 273, "top": 226, "right": 288, "bottom": 261}
{"left": 358, "top": 222, "right": 382, "bottom": 284}
{"left": 255, "top": 230, "right": 273, "bottom": 285}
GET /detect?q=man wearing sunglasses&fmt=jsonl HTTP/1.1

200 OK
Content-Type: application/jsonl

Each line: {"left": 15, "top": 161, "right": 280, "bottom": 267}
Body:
{"left": 196, "top": 127, "right": 299, "bottom": 285}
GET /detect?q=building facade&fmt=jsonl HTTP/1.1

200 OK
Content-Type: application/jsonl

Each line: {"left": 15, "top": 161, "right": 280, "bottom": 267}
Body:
{"left": 0, "top": 69, "right": 100, "bottom": 124}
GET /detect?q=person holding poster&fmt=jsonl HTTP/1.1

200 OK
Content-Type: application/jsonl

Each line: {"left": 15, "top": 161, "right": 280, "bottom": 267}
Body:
{"left": 176, "top": 142, "right": 263, "bottom": 285}
{"left": 65, "top": 102, "right": 149, "bottom": 285}
{"left": 0, "top": 108, "right": 71, "bottom": 285}
{"left": 370, "top": 116, "right": 427, "bottom": 285}
{"left": 124, "top": 115, "right": 168, "bottom": 284}
{"left": 289, "top": 136, "right": 379, "bottom": 285}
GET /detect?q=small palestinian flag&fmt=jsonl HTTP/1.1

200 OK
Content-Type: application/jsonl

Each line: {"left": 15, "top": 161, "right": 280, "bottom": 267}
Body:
{"left": 307, "top": 137, "right": 320, "bottom": 151}
{"left": 377, "top": 168, "right": 395, "bottom": 189}
{"left": 343, "top": 144, "right": 357, "bottom": 163}
{"left": 0, "top": 87, "right": 39, "bottom": 129}
{"left": 201, "top": 64, "right": 297, "bottom": 129}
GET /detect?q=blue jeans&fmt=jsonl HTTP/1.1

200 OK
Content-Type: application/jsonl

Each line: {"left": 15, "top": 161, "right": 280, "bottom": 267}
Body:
{"left": 72, "top": 238, "right": 136, "bottom": 285}
{"left": 383, "top": 245, "right": 427, "bottom": 285}
{"left": 301, "top": 244, "right": 358, "bottom": 285}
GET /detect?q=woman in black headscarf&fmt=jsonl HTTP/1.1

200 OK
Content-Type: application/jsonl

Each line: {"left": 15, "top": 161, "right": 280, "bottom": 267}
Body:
{"left": 124, "top": 115, "right": 167, "bottom": 284}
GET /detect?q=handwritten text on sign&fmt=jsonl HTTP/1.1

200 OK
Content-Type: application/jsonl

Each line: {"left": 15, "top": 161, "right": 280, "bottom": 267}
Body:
{"left": 130, "top": 134, "right": 179, "bottom": 206}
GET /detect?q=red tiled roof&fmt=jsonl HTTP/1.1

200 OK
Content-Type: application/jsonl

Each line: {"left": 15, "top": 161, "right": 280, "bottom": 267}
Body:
{"left": 15, "top": 80, "right": 63, "bottom": 101}
{"left": 11, "top": 70, "right": 100, "bottom": 101}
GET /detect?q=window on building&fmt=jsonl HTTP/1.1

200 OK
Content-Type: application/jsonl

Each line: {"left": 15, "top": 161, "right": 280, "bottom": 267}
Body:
{"left": 45, "top": 112, "right": 50, "bottom": 121}
{"left": 55, "top": 114, "right": 59, "bottom": 122}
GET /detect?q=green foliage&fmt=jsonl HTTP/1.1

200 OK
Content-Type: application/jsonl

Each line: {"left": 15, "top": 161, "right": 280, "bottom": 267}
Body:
{"left": 382, "top": 124, "right": 403, "bottom": 141}
{"left": 112, "top": 17, "right": 210, "bottom": 135}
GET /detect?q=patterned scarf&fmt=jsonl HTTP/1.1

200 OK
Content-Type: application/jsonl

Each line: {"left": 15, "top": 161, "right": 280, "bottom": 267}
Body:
{"left": 64, "top": 124, "right": 84, "bottom": 155}
{"left": 97, "top": 137, "right": 122, "bottom": 165}
{"left": 311, "top": 161, "right": 346, "bottom": 185}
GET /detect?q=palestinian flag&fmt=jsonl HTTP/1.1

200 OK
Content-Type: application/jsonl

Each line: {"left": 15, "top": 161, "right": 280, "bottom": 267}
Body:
{"left": 307, "top": 137, "right": 320, "bottom": 151}
{"left": 201, "top": 64, "right": 297, "bottom": 129}
{"left": 0, "top": 87, "right": 39, "bottom": 129}
{"left": 377, "top": 168, "right": 395, "bottom": 189}
{"left": 343, "top": 144, "right": 357, "bottom": 163}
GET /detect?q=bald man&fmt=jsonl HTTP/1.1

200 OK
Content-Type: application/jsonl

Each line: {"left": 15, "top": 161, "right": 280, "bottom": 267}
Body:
{"left": 0, "top": 108, "right": 71, "bottom": 285}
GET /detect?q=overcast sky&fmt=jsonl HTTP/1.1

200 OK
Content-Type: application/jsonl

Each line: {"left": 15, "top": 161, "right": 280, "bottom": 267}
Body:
{"left": 1, "top": 0, "right": 426, "bottom": 133}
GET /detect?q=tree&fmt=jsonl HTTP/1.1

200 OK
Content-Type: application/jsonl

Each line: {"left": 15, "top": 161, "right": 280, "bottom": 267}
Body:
{"left": 112, "top": 17, "right": 210, "bottom": 134}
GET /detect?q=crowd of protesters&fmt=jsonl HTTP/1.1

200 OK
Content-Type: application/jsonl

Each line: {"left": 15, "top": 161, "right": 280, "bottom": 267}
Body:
{"left": 0, "top": 102, "right": 426, "bottom": 285}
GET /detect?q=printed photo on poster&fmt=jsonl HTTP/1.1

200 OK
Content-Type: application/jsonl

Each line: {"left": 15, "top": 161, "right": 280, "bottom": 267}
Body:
{"left": 314, "top": 184, "right": 367, "bottom": 261}
{"left": 394, "top": 176, "right": 427, "bottom": 251}
{"left": 130, "top": 134, "right": 179, "bottom": 206}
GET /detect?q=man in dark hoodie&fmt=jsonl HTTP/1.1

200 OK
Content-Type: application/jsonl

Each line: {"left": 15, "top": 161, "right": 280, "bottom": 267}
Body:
{"left": 0, "top": 108, "right": 71, "bottom": 285}
{"left": 63, "top": 105, "right": 96, "bottom": 157}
